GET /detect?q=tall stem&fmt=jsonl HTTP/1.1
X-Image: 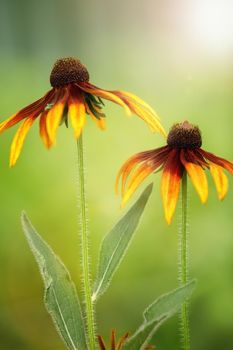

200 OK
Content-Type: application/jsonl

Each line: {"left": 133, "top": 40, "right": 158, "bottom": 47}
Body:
{"left": 77, "top": 134, "right": 96, "bottom": 350}
{"left": 179, "top": 171, "right": 190, "bottom": 350}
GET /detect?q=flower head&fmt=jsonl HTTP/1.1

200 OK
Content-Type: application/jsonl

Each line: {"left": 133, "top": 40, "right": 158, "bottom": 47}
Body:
{"left": 116, "top": 121, "right": 233, "bottom": 224}
{"left": 0, "top": 57, "right": 166, "bottom": 167}
{"left": 98, "top": 329, "right": 155, "bottom": 350}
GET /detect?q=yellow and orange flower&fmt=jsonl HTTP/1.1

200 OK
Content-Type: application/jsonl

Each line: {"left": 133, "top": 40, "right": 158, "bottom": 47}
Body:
{"left": 0, "top": 57, "right": 166, "bottom": 167}
{"left": 98, "top": 329, "right": 155, "bottom": 350}
{"left": 116, "top": 121, "right": 233, "bottom": 224}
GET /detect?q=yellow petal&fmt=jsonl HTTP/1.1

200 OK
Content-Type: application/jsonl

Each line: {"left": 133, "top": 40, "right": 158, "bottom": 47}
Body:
{"left": 0, "top": 113, "right": 23, "bottom": 133}
{"left": 80, "top": 86, "right": 131, "bottom": 115}
{"left": 122, "top": 163, "right": 153, "bottom": 207}
{"left": 39, "top": 111, "right": 52, "bottom": 148}
{"left": 161, "top": 152, "right": 181, "bottom": 224}
{"left": 0, "top": 89, "right": 55, "bottom": 133}
{"left": 115, "top": 154, "right": 144, "bottom": 195}
{"left": 85, "top": 102, "right": 106, "bottom": 130}
{"left": 117, "top": 90, "right": 159, "bottom": 118}
{"left": 116, "top": 91, "right": 167, "bottom": 137}
{"left": 10, "top": 116, "right": 36, "bottom": 167}
{"left": 80, "top": 84, "right": 166, "bottom": 137}
{"left": 46, "top": 95, "right": 67, "bottom": 144}
{"left": 93, "top": 117, "right": 106, "bottom": 130}
{"left": 181, "top": 150, "right": 208, "bottom": 203}
{"left": 68, "top": 97, "right": 86, "bottom": 139}
{"left": 128, "top": 101, "right": 167, "bottom": 136}
{"left": 209, "top": 163, "right": 228, "bottom": 200}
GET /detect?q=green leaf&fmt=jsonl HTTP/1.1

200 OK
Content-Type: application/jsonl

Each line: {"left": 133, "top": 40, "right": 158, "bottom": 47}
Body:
{"left": 21, "top": 212, "right": 87, "bottom": 350}
{"left": 123, "top": 280, "right": 196, "bottom": 350}
{"left": 144, "top": 279, "right": 196, "bottom": 323}
{"left": 92, "top": 184, "right": 153, "bottom": 301}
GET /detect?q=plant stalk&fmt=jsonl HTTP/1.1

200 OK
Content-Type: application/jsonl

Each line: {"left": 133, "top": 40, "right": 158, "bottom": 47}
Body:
{"left": 179, "top": 171, "right": 190, "bottom": 350}
{"left": 77, "top": 134, "right": 96, "bottom": 350}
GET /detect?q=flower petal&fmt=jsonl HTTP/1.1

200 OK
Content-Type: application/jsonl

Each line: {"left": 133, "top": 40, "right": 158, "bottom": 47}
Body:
{"left": 79, "top": 82, "right": 166, "bottom": 137}
{"left": 78, "top": 83, "right": 131, "bottom": 115}
{"left": 68, "top": 93, "right": 86, "bottom": 139}
{"left": 116, "top": 146, "right": 169, "bottom": 195}
{"left": 180, "top": 149, "right": 208, "bottom": 203}
{"left": 161, "top": 149, "right": 182, "bottom": 224}
{"left": 200, "top": 149, "right": 233, "bottom": 175}
{"left": 46, "top": 89, "right": 68, "bottom": 144}
{"left": 116, "top": 332, "right": 129, "bottom": 350}
{"left": 39, "top": 111, "right": 52, "bottom": 148}
{"left": 84, "top": 101, "right": 106, "bottom": 130}
{"left": 121, "top": 162, "right": 154, "bottom": 207}
{"left": 93, "top": 117, "right": 106, "bottom": 130}
{"left": 0, "top": 89, "right": 55, "bottom": 133}
{"left": 97, "top": 335, "right": 106, "bottom": 350}
{"left": 114, "top": 91, "right": 167, "bottom": 137}
{"left": 115, "top": 90, "right": 158, "bottom": 119}
{"left": 111, "top": 329, "right": 116, "bottom": 350}
{"left": 115, "top": 153, "right": 145, "bottom": 195}
{"left": 10, "top": 116, "right": 36, "bottom": 167}
{"left": 209, "top": 163, "right": 228, "bottom": 200}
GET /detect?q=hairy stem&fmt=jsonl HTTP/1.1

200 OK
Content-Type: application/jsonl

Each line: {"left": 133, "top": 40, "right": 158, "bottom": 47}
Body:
{"left": 179, "top": 171, "right": 190, "bottom": 350}
{"left": 77, "top": 134, "right": 96, "bottom": 350}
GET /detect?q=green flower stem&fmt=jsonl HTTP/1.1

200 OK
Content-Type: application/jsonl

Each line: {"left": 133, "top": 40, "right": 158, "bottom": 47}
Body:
{"left": 179, "top": 171, "right": 190, "bottom": 350}
{"left": 77, "top": 134, "right": 96, "bottom": 350}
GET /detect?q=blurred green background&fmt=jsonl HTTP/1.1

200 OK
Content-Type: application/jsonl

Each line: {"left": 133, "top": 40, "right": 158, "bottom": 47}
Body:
{"left": 0, "top": 0, "right": 233, "bottom": 349}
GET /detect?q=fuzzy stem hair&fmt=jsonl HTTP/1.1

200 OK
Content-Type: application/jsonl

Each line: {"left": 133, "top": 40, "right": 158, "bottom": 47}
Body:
{"left": 178, "top": 171, "right": 190, "bottom": 350}
{"left": 77, "top": 134, "right": 96, "bottom": 349}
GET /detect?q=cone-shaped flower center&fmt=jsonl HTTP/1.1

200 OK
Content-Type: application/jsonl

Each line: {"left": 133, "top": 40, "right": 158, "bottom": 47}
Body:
{"left": 50, "top": 57, "right": 90, "bottom": 87}
{"left": 167, "top": 121, "right": 202, "bottom": 149}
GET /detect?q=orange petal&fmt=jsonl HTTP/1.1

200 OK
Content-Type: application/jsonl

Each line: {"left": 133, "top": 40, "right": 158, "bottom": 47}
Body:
{"left": 116, "top": 147, "right": 169, "bottom": 195}
{"left": 209, "top": 163, "right": 228, "bottom": 200}
{"left": 94, "top": 117, "right": 106, "bottom": 130}
{"left": 180, "top": 149, "right": 208, "bottom": 203}
{"left": 0, "top": 89, "right": 55, "bottom": 133}
{"left": 200, "top": 149, "right": 233, "bottom": 176}
{"left": 10, "top": 116, "right": 36, "bottom": 167}
{"left": 0, "top": 113, "right": 27, "bottom": 133}
{"left": 90, "top": 115, "right": 106, "bottom": 130}
{"left": 161, "top": 150, "right": 182, "bottom": 224}
{"left": 68, "top": 95, "right": 86, "bottom": 138}
{"left": 116, "top": 332, "right": 129, "bottom": 350}
{"left": 46, "top": 92, "right": 67, "bottom": 144}
{"left": 115, "top": 154, "right": 144, "bottom": 195}
{"left": 111, "top": 329, "right": 116, "bottom": 350}
{"left": 115, "top": 91, "right": 167, "bottom": 137}
{"left": 85, "top": 101, "right": 106, "bottom": 130}
{"left": 97, "top": 336, "right": 106, "bottom": 350}
{"left": 79, "top": 83, "right": 166, "bottom": 137}
{"left": 79, "top": 84, "right": 131, "bottom": 115}
{"left": 116, "top": 90, "right": 158, "bottom": 118}
{"left": 39, "top": 111, "right": 52, "bottom": 148}
{"left": 121, "top": 163, "right": 153, "bottom": 207}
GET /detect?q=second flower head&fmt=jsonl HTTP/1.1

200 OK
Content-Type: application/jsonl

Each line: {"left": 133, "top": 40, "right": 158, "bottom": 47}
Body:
{"left": 116, "top": 121, "right": 233, "bottom": 224}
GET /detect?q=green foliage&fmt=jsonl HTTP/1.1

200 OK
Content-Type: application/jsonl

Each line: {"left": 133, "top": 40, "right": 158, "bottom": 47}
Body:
{"left": 123, "top": 280, "right": 196, "bottom": 349}
{"left": 21, "top": 212, "right": 87, "bottom": 350}
{"left": 92, "top": 184, "right": 153, "bottom": 301}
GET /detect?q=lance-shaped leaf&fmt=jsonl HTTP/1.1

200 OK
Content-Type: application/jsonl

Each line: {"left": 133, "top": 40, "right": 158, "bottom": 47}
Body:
{"left": 93, "top": 184, "right": 153, "bottom": 301}
{"left": 123, "top": 280, "right": 196, "bottom": 350}
{"left": 21, "top": 212, "right": 87, "bottom": 350}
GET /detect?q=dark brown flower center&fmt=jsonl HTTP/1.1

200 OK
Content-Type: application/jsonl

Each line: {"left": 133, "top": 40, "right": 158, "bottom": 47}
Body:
{"left": 167, "top": 121, "right": 202, "bottom": 149}
{"left": 50, "top": 57, "right": 89, "bottom": 87}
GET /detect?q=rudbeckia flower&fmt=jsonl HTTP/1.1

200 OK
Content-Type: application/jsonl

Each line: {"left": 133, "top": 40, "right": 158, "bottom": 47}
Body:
{"left": 0, "top": 57, "right": 166, "bottom": 167}
{"left": 116, "top": 121, "right": 233, "bottom": 224}
{"left": 98, "top": 329, "right": 155, "bottom": 350}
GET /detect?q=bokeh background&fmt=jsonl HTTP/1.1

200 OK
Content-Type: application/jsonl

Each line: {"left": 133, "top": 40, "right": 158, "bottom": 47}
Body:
{"left": 0, "top": 0, "right": 233, "bottom": 349}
